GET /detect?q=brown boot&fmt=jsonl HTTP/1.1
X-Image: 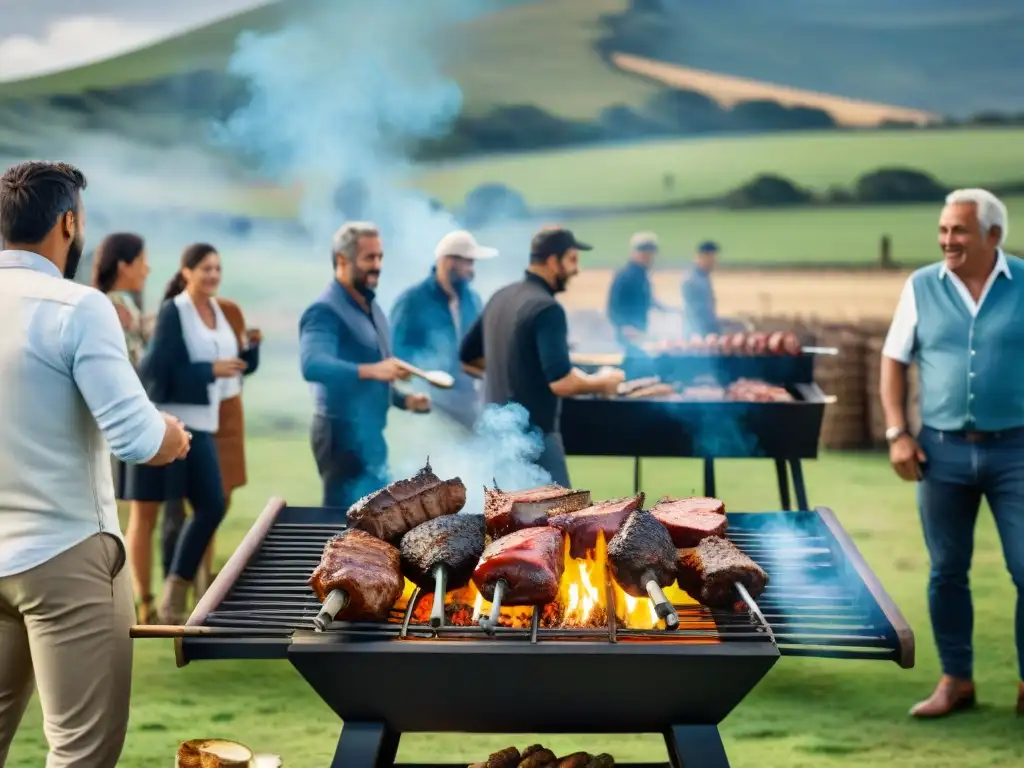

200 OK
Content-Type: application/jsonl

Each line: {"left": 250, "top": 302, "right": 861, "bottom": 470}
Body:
{"left": 194, "top": 562, "right": 213, "bottom": 602}
{"left": 909, "top": 675, "right": 976, "bottom": 718}
{"left": 158, "top": 575, "right": 191, "bottom": 625}
{"left": 1017, "top": 682, "right": 1023, "bottom": 716}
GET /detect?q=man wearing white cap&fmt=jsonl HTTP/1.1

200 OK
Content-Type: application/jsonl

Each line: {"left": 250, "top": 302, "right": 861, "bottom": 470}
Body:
{"left": 390, "top": 230, "right": 498, "bottom": 429}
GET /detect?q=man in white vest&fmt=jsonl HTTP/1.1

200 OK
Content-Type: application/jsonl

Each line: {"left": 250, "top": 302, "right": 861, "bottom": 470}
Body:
{"left": 0, "top": 161, "right": 191, "bottom": 767}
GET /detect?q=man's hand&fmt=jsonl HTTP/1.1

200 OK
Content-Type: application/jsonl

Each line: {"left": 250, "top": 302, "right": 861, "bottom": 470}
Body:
{"left": 146, "top": 413, "right": 192, "bottom": 466}
{"left": 213, "top": 358, "right": 248, "bottom": 378}
{"left": 890, "top": 433, "right": 926, "bottom": 482}
{"left": 246, "top": 328, "right": 263, "bottom": 346}
{"left": 361, "top": 358, "right": 412, "bottom": 382}
{"left": 405, "top": 393, "right": 431, "bottom": 413}
{"left": 595, "top": 367, "right": 626, "bottom": 396}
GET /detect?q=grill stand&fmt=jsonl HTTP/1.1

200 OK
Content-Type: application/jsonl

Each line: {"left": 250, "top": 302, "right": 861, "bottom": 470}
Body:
{"left": 632, "top": 457, "right": 809, "bottom": 511}
{"left": 329, "top": 721, "right": 729, "bottom": 768}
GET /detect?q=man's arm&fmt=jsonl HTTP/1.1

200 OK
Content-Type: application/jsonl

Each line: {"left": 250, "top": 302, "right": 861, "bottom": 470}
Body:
{"left": 534, "top": 305, "right": 623, "bottom": 397}
{"left": 681, "top": 274, "right": 719, "bottom": 335}
{"left": 63, "top": 292, "right": 167, "bottom": 464}
{"left": 459, "top": 314, "right": 485, "bottom": 377}
{"left": 389, "top": 291, "right": 422, "bottom": 363}
{"left": 299, "top": 304, "right": 361, "bottom": 388}
{"left": 879, "top": 278, "right": 918, "bottom": 432}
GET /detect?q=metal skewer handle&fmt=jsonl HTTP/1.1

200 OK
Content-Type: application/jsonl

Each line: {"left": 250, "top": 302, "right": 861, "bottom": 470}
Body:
{"left": 430, "top": 564, "right": 447, "bottom": 629}
{"left": 478, "top": 579, "right": 506, "bottom": 635}
{"left": 734, "top": 581, "right": 775, "bottom": 643}
{"left": 643, "top": 571, "right": 680, "bottom": 630}
{"left": 801, "top": 346, "right": 838, "bottom": 355}
{"left": 313, "top": 589, "right": 349, "bottom": 632}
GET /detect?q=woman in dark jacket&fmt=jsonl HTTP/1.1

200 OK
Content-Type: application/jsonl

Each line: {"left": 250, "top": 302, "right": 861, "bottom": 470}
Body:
{"left": 137, "top": 243, "right": 260, "bottom": 623}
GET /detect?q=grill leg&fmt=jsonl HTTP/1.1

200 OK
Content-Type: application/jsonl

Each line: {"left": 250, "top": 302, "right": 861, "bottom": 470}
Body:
{"left": 790, "top": 460, "right": 809, "bottom": 510}
{"left": 664, "top": 724, "right": 730, "bottom": 767}
{"left": 702, "top": 459, "right": 716, "bottom": 498}
{"left": 774, "top": 459, "right": 791, "bottom": 511}
{"left": 331, "top": 721, "right": 400, "bottom": 768}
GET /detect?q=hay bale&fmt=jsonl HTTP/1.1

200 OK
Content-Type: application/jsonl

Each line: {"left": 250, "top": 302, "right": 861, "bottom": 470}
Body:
{"left": 814, "top": 326, "right": 869, "bottom": 450}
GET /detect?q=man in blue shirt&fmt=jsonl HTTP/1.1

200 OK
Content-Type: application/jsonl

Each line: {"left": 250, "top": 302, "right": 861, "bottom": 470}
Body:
{"left": 390, "top": 230, "right": 496, "bottom": 429}
{"left": 880, "top": 188, "right": 1024, "bottom": 718}
{"left": 680, "top": 240, "right": 721, "bottom": 337}
{"left": 299, "top": 221, "right": 431, "bottom": 513}
{"left": 606, "top": 231, "right": 670, "bottom": 345}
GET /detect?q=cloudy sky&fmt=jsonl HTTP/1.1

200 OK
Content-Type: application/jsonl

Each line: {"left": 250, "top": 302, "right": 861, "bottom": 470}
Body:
{"left": 0, "top": 0, "right": 268, "bottom": 81}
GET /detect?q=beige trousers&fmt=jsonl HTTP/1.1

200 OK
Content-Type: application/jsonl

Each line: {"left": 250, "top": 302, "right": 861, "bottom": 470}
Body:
{"left": 0, "top": 532, "right": 134, "bottom": 768}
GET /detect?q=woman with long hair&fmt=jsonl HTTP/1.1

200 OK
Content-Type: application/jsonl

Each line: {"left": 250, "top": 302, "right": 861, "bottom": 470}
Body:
{"left": 136, "top": 243, "right": 259, "bottom": 624}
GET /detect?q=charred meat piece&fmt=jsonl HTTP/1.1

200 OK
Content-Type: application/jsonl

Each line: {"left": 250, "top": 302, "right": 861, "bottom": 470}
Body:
{"left": 399, "top": 513, "right": 485, "bottom": 591}
{"left": 587, "top": 755, "right": 615, "bottom": 768}
{"left": 607, "top": 510, "right": 676, "bottom": 597}
{"left": 782, "top": 331, "right": 802, "bottom": 355}
{"left": 307, "top": 529, "right": 404, "bottom": 621}
{"left": 650, "top": 497, "right": 728, "bottom": 547}
{"left": 483, "top": 484, "right": 591, "bottom": 538}
{"left": 556, "top": 754, "right": 591, "bottom": 768}
{"left": 472, "top": 527, "right": 565, "bottom": 605}
{"left": 347, "top": 460, "right": 466, "bottom": 543}
{"left": 745, "top": 331, "right": 769, "bottom": 355}
{"left": 727, "top": 378, "right": 793, "bottom": 402}
{"left": 548, "top": 493, "right": 644, "bottom": 558}
{"left": 677, "top": 535, "right": 769, "bottom": 609}
{"left": 484, "top": 746, "right": 521, "bottom": 768}
{"left": 518, "top": 749, "right": 557, "bottom": 767}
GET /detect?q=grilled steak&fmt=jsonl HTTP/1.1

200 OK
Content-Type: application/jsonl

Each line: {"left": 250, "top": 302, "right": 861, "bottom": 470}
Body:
{"left": 472, "top": 527, "right": 565, "bottom": 605}
{"left": 727, "top": 378, "right": 792, "bottom": 402}
{"left": 399, "top": 513, "right": 485, "bottom": 591}
{"left": 307, "top": 529, "right": 404, "bottom": 621}
{"left": 606, "top": 509, "right": 676, "bottom": 596}
{"left": 347, "top": 460, "right": 466, "bottom": 543}
{"left": 548, "top": 493, "right": 644, "bottom": 558}
{"left": 650, "top": 497, "right": 728, "bottom": 547}
{"left": 676, "top": 535, "right": 769, "bottom": 609}
{"left": 483, "top": 484, "right": 591, "bottom": 538}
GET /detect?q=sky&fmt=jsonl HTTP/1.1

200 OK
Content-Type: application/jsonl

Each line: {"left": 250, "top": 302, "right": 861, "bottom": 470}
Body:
{"left": 0, "top": 0, "right": 269, "bottom": 81}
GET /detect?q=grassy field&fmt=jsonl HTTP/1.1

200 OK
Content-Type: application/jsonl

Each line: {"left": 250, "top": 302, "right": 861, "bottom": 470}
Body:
{"left": 6, "top": 430, "right": 1024, "bottom": 767}
{"left": 414, "top": 128, "right": 1024, "bottom": 208}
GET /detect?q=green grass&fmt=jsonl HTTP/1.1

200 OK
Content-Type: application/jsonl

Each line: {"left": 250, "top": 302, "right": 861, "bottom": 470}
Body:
{"left": 414, "top": 128, "right": 1024, "bottom": 208}
{"left": 7, "top": 430, "right": 1024, "bottom": 767}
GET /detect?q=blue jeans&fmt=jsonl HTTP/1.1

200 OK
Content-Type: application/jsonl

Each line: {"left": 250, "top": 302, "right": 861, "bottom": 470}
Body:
{"left": 917, "top": 426, "right": 1024, "bottom": 681}
{"left": 311, "top": 415, "right": 388, "bottom": 515}
{"left": 166, "top": 431, "right": 227, "bottom": 582}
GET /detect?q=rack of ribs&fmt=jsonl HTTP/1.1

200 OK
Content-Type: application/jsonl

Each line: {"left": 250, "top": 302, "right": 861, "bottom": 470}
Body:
{"left": 399, "top": 514, "right": 486, "bottom": 627}
{"left": 308, "top": 529, "right": 404, "bottom": 629}
{"left": 649, "top": 496, "right": 728, "bottom": 547}
{"left": 676, "top": 535, "right": 769, "bottom": 610}
{"left": 606, "top": 510, "right": 679, "bottom": 629}
{"left": 472, "top": 527, "right": 566, "bottom": 634}
{"left": 483, "top": 483, "right": 592, "bottom": 539}
{"left": 347, "top": 459, "right": 467, "bottom": 543}
{"left": 548, "top": 493, "right": 645, "bottom": 558}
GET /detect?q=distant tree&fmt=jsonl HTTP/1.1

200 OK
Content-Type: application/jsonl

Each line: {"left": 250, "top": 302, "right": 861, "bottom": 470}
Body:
{"left": 854, "top": 168, "right": 947, "bottom": 203}
{"left": 730, "top": 100, "right": 835, "bottom": 131}
{"left": 462, "top": 183, "right": 528, "bottom": 228}
{"left": 725, "top": 174, "right": 812, "bottom": 207}
{"left": 643, "top": 88, "right": 728, "bottom": 134}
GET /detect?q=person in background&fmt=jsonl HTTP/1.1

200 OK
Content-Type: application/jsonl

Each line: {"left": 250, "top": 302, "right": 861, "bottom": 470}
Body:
{"left": 459, "top": 227, "right": 624, "bottom": 486}
{"left": 390, "top": 229, "right": 497, "bottom": 430}
{"left": 880, "top": 188, "right": 1024, "bottom": 718}
{"left": 606, "top": 231, "right": 671, "bottom": 345}
{"left": 680, "top": 240, "right": 721, "bottom": 337}
{"left": 0, "top": 161, "right": 190, "bottom": 766}
{"left": 135, "top": 243, "right": 256, "bottom": 624}
{"left": 300, "top": 222, "right": 431, "bottom": 514}
{"left": 161, "top": 286, "right": 262, "bottom": 600}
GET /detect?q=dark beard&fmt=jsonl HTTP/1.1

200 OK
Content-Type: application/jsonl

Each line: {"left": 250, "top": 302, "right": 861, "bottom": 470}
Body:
{"left": 63, "top": 235, "right": 84, "bottom": 280}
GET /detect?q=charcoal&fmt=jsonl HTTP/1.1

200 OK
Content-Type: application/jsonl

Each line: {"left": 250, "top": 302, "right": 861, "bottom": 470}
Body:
{"left": 606, "top": 510, "right": 676, "bottom": 597}
{"left": 399, "top": 513, "right": 485, "bottom": 591}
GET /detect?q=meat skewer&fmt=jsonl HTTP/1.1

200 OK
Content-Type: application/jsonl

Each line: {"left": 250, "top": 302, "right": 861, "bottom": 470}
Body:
{"left": 346, "top": 459, "right": 467, "bottom": 544}
{"left": 548, "top": 493, "right": 644, "bottom": 558}
{"left": 484, "top": 483, "right": 591, "bottom": 538}
{"left": 399, "top": 513, "right": 486, "bottom": 628}
{"left": 606, "top": 510, "right": 679, "bottom": 630}
{"left": 308, "top": 529, "right": 404, "bottom": 630}
{"left": 676, "top": 535, "right": 769, "bottom": 610}
{"left": 472, "top": 527, "right": 565, "bottom": 634}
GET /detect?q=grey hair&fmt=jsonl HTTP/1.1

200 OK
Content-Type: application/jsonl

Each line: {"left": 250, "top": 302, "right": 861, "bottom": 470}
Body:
{"left": 331, "top": 221, "right": 379, "bottom": 264}
{"left": 945, "top": 188, "right": 1008, "bottom": 246}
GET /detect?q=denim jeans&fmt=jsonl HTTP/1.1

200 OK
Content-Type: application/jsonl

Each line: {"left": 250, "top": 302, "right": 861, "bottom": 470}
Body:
{"left": 916, "top": 426, "right": 1024, "bottom": 681}
{"left": 310, "top": 415, "right": 389, "bottom": 517}
{"left": 166, "top": 431, "right": 226, "bottom": 582}
{"left": 161, "top": 498, "right": 186, "bottom": 578}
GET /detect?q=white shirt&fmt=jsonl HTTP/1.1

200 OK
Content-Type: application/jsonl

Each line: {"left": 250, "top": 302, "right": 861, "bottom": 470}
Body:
{"left": 0, "top": 250, "right": 167, "bottom": 577}
{"left": 882, "top": 249, "right": 1013, "bottom": 364}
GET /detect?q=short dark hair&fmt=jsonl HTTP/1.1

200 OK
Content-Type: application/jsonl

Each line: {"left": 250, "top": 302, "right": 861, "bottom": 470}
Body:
{"left": 0, "top": 161, "right": 87, "bottom": 246}
{"left": 529, "top": 226, "right": 592, "bottom": 264}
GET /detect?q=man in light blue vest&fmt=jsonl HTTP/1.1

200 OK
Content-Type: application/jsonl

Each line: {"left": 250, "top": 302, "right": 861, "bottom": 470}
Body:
{"left": 880, "top": 188, "right": 1024, "bottom": 718}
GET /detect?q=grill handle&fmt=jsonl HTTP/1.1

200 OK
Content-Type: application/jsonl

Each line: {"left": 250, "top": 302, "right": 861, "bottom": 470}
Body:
{"left": 430, "top": 565, "right": 448, "bottom": 628}
{"left": 642, "top": 571, "right": 679, "bottom": 630}
{"left": 478, "top": 579, "right": 506, "bottom": 635}
{"left": 130, "top": 625, "right": 292, "bottom": 638}
{"left": 313, "top": 589, "right": 349, "bottom": 632}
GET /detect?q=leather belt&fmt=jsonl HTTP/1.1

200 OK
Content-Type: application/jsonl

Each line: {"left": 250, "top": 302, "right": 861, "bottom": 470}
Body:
{"left": 938, "top": 427, "right": 1024, "bottom": 444}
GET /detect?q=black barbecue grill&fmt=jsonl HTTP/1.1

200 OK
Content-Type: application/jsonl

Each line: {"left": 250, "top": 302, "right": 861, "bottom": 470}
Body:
{"left": 147, "top": 497, "right": 913, "bottom": 768}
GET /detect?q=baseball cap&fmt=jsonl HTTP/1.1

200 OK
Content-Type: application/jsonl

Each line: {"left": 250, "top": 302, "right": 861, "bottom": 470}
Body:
{"left": 630, "top": 231, "right": 659, "bottom": 251}
{"left": 435, "top": 230, "right": 498, "bottom": 260}
{"left": 698, "top": 240, "right": 719, "bottom": 253}
{"left": 530, "top": 227, "right": 593, "bottom": 259}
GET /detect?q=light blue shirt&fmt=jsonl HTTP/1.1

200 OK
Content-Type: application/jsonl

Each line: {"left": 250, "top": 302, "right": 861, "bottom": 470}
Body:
{"left": 0, "top": 249, "right": 166, "bottom": 577}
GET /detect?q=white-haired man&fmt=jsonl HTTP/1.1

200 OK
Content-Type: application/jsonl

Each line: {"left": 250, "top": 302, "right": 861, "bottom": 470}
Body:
{"left": 389, "top": 230, "right": 497, "bottom": 429}
{"left": 299, "top": 222, "right": 430, "bottom": 514}
{"left": 880, "top": 188, "right": 1024, "bottom": 718}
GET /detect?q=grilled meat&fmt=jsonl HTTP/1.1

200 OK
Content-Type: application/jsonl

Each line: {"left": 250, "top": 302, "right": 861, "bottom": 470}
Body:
{"left": 650, "top": 497, "right": 728, "bottom": 547}
{"left": 307, "top": 529, "right": 404, "bottom": 621}
{"left": 399, "top": 513, "right": 485, "bottom": 591}
{"left": 472, "top": 527, "right": 565, "bottom": 605}
{"left": 518, "top": 749, "right": 557, "bottom": 767}
{"left": 347, "top": 460, "right": 466, "bottom": 543}
{"left": 727, "top": 378, "right": 793, "bottom": 402}
{"left": 520, "top": 745, "right": 545, "bottom": 760}
{"left": 556, "top": 754, "right": 590, "bottom": 768}
{"left": 677, "top": 535, "right": 769, "bottom": 609}
{"left": 606, "top": 509, "right": 676, "bottom": 597}
{"left": 548, "top": 493, "right": 644, "bottom": 558}
{"left": 624, "top": 382, "right": 676, "bottom": 399}
{"left": 484, "top": 484, "right": 591, "bottom": 538}
{"left": 483, "top": 746, "right": 521, "bottom": 768}
{"left": 587, "top": 756, "right": 615, "bottom": 768}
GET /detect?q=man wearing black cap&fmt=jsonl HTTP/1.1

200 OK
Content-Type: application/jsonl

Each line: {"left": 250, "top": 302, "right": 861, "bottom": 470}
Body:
{"left": 459, "top": 227, "right": 625, "bottom": 486}
{"left": 681, "top": 240, "right": 721, "bottom": 337}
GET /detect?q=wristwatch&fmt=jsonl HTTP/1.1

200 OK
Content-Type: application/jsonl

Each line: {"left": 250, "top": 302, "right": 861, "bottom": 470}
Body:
{"left": 885, "top": 426, "right": 908, "bottom": 443}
